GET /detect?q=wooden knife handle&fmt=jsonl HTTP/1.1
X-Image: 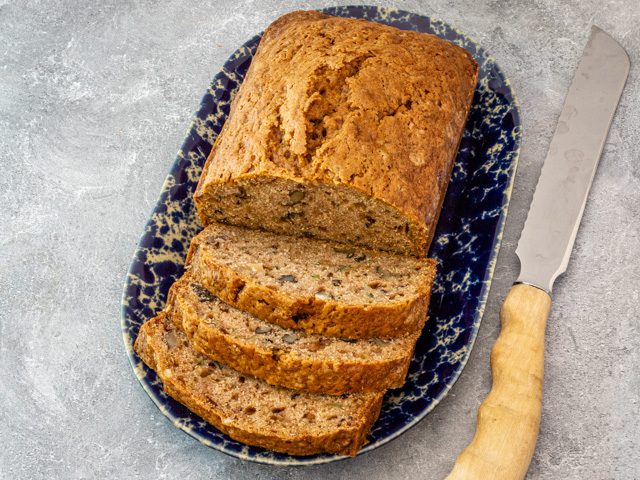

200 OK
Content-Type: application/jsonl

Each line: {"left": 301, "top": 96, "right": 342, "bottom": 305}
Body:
{"left": 446, "top": 283, "right": 552, "bottom": 480}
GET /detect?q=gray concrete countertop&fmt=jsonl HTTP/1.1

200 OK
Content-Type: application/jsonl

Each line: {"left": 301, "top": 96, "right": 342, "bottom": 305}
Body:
{"left": 1, "top": 1, "right": 638, "bottom": 478}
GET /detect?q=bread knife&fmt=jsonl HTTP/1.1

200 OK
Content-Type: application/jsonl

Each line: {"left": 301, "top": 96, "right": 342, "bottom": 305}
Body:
{"left": 446, "top": 26, "right": 629, "bottom": 480}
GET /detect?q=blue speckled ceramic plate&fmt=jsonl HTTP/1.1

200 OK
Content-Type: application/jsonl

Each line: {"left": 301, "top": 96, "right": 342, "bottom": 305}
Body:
{"left": 121, "top": 5, "right": 520, "bottom": 466}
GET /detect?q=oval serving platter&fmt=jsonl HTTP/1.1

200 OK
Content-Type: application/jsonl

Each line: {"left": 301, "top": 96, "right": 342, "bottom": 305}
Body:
{"left": 121, "top": 5, "right": 520, "bottom": 466}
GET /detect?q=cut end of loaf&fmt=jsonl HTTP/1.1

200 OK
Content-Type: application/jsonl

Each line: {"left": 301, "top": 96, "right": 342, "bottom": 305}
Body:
{"left": 194, "top": 176, "right": 428, "bottom": 257}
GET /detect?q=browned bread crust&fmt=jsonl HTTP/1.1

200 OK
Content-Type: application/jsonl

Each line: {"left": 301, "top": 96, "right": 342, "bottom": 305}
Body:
{"left": 195, "top": 11, "right": 478, "bottom": 256}
{"left": 166, "top": 275, "right": 420, "bottom": 394}
{"left": 186, "top": 223, "right": 437, "bottom": 339}
{"left": 134, "top": 314, "right": 383, "bottom": 456}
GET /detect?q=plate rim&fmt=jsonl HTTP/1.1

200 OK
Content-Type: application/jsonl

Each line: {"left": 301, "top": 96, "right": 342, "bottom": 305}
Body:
{"left": 121, "top": 5, "right": 522, "bottom": 466}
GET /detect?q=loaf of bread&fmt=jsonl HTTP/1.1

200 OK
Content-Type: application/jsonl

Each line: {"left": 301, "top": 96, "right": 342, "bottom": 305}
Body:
{"left": 167, "top": 275, "right": 419, "bottom": 394}
{"left": 186, "top": 223, "right": 436, "bottom": 339}
{"left": 194, "top": 10, "right": 478, "bottom": 256}
{"left": 135, "top": 314, "right": 383, "bottom": 456}
{"left": 133, "top": 10, "right": 480, "bottom": 457}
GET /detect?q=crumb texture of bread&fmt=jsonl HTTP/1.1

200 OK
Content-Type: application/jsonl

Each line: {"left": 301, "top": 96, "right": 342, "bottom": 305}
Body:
{"left": 134, "top": 314, "right": 383, "bottom": 456}
{"left": 186, "top": 223, "right": 437, "bottom": 339}
{"left": 195, "top": 10, "right": 479, "bottom": 256}
{"left": 167, "top": 275, "right": 420, "bottom": 394}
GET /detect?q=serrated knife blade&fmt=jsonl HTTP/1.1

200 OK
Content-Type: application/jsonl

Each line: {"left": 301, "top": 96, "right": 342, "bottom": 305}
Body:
{"left": 515, "top": 26, "right": 630, "bottom": 292}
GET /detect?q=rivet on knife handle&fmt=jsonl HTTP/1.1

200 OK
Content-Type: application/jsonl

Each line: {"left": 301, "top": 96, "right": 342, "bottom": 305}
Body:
{"left": 446, "top": 284, "right": 550, "bottom": 480}
{"left": 446, "top": 26, "right": 629, "bottom": 480}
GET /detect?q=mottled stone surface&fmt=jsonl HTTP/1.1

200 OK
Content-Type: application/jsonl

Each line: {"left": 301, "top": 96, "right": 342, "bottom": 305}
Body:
{"left": 1, "top": 0, "right": 638, "bottom": 479}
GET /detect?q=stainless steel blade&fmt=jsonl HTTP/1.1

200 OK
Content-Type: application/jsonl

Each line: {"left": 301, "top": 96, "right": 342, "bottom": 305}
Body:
{"left": 515, "top": 26, "right": 630, "bottom": 292}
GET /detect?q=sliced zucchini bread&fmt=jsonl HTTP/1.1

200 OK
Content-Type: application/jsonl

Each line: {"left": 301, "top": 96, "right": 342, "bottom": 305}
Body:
{"left": 166, "top": 275, "right": 421, "bottom": 394}
{"left": 135, "top": 314, "right": 383, "bottom": 456}
{"left": 186, "top": 223, "right": 437, "bottom": 339}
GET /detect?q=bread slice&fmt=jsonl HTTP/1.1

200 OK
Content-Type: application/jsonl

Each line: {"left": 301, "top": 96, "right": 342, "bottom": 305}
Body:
{"left": 186, "top": 224, "right": 436, "bottom": 339}
{"left": 134, "top": 314, "right": 383, "bottom": 456}
{"left": 194, "top": 11, "right": 478, "bottom": 256}
{"left": 167, "top": 275, "right": 420, "bottom": 394}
